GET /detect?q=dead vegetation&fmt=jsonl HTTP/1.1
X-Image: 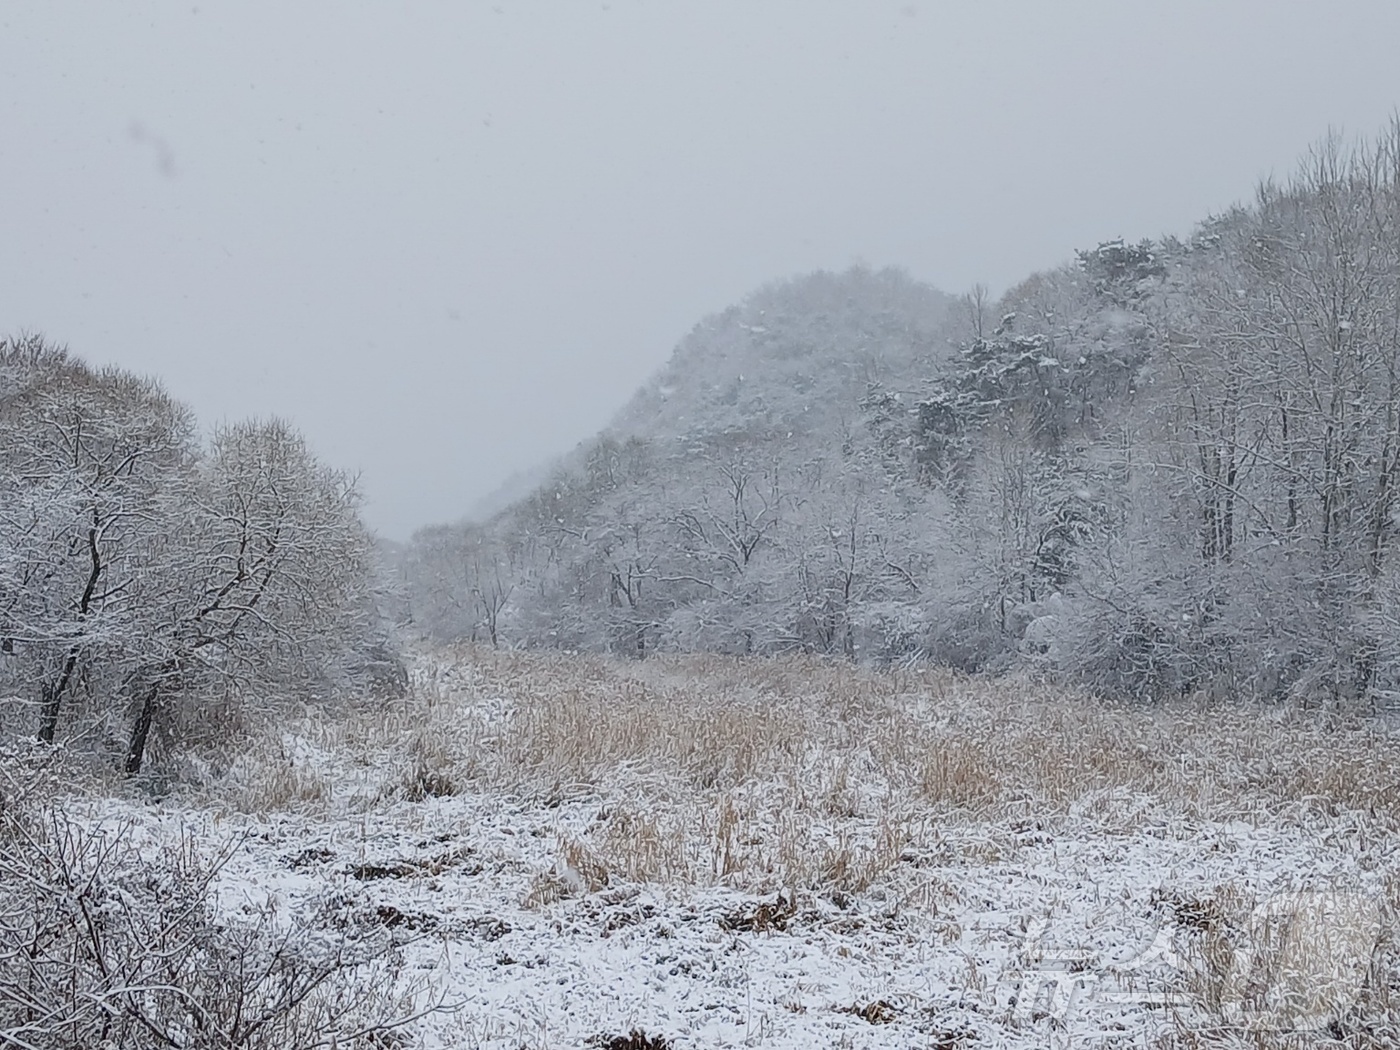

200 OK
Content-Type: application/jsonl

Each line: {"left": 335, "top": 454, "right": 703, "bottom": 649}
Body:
{"left": 0, "top": 803, "right": 423, "bottom": 1049}
{"left": 841, "top": 999, "right": 899, "bottom": 1025}
{"left": 403, "top": 646, "right": 1400, "bottom": 822}
{"left": 346, "top": 846, "right": 476, "bottom": 882}
{"left": 198, "top": 645, "right": 1400, "bottom": 909}
{"left": 1150, "top": 881, "right": 1400, "bottom": 1046}
{"left": 720, "top": 890, "right": 800, "bottom": 933}
{"left": 155, "top": 645, "right": 1400, "bottom": 1045}
{"left": 588, "top": 1029, "right": 671, "bottom": 1050}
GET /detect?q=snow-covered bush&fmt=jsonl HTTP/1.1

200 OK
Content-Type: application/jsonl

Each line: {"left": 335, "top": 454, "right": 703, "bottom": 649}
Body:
{"left": 0, "top": 793, "right": 412, "bottom": 1049}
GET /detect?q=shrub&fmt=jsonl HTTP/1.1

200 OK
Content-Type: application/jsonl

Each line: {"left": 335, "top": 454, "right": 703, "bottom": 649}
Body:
{"left": 0, "top": 799, "right": 415, "bottom": 1049}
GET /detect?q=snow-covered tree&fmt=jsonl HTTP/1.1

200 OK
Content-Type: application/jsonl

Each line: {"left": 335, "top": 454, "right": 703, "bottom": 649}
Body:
{"left": 0, "top": 336, "right": 385, "bottom": 770}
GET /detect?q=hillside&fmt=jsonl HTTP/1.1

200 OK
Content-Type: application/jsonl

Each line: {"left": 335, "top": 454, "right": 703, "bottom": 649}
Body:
{"left": 405, "top": 266, "right": 964, "bottom": 659}
{"left": 406, "top": 125, "right": 1400, "bottom": 710}
{"left": 609, "top": 267, "right": 954, "bottom": 444}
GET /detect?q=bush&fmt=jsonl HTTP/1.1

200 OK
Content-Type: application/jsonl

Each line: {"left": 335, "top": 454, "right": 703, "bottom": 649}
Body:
{"left": 0, "top": 795, "right": 416, "bottom": 1049}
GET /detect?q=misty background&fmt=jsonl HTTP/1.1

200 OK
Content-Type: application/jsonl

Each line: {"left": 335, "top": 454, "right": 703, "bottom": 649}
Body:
{"left": 3, "top": 1, "right": 1398, "bottom": 539}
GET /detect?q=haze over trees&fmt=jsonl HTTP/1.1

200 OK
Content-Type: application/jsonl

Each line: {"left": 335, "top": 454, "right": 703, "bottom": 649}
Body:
{"left": 9, "top": 119, "right": 1400, "bottom": 1050}
{"left": 405, "top": 123, "right": 1400, "bottom": 708}
{"left": 8, "top": 121, "right": 1400, "bottom": 773}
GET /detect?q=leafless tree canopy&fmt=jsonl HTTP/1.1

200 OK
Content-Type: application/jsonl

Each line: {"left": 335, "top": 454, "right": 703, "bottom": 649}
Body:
{"left": 0, "top": 337, "right": 389, "bottom": 773}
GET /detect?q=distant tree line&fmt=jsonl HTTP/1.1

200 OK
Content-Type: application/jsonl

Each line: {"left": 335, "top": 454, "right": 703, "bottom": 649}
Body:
{"left": 404, "top": 123, "right": 1400, "bottom": 709}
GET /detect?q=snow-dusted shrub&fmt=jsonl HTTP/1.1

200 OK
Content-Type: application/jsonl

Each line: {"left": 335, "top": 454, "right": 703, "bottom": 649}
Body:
{"left": 849, "top": 599, "right": 926, "bottom": 665}
{"left": 1053, "top": 595, "right": 1196, "bottom": 703}
{"left": 0, "top": 799, "right": 413, "bottom": 1049}
{"left": 920, "top": 601, "right": 1010, "bottom": 674}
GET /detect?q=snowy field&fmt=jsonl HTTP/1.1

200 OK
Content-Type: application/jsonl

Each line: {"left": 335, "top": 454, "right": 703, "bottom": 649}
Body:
{"left": 13, "top": 647, "right": 1400, "bottom": 1048}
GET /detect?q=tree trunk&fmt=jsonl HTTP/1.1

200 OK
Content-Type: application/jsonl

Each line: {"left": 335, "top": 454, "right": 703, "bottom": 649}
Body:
{"left": 37, "top": 649, "right": 81, "bottom": 744}
{"left": 125, "top": 683, "right": 159, "bottom": 776}
{"left": 37, "top": 514, "right": 103, "bottom": 743}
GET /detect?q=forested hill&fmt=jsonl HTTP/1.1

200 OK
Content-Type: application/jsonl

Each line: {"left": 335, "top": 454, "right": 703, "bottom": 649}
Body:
{"left": 608, "top": 267, "right": 954, "bottom": 444}
{"left": 405, "top": 265, "right": 962, "bottom": 658}
{"left": 407, "top": 124, "right": 1400, "bottom": 708}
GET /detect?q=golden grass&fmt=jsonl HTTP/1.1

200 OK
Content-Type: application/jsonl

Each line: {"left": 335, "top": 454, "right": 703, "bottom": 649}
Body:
{"left": 1151, "top": 879, "right": 1400, "bottom": 1048}
{"left": 214, "top": 644, "right": 1400, "bottom": 896}
{"left": 396, "top": 645, "right": 1400, "bottom": 821}
{"left": 110, "top": 646, "right": 1400, "bottom": 1046}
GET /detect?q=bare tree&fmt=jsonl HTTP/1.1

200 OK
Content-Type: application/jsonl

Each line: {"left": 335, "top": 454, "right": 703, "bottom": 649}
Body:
{"left": 0, "top": 339, "right": 196, "bottom": 744}
{"left": 1, "top": 339, "right": 382, "bottom": 771}
{"left": 122, "top": 418, "right": 373, "bottom": 774}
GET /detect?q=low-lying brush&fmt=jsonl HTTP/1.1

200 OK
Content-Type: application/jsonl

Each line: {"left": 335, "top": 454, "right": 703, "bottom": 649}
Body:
{"left": 204, "top": 646, "right": 1400, "bottom": 904}
{"left": 0, "top": 758, "right": 429, "bottom": 1050}
{"left": 52, "top": 643, "right": 1400, "bottom": 1047}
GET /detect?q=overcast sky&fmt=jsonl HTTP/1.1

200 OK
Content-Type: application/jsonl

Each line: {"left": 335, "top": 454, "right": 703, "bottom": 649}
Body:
{"left": 3, "top": 2, "right": 1398, "bottom": 539}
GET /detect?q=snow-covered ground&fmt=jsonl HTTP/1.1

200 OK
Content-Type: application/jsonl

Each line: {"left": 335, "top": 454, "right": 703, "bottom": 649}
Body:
{"left": 60, "top": 649, "right": 1400, "bottom": 1048}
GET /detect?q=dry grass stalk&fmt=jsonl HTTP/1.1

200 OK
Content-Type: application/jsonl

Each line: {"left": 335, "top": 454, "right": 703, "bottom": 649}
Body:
{"left": 218, "top": 646, "right": 1400, "bottom": 903}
